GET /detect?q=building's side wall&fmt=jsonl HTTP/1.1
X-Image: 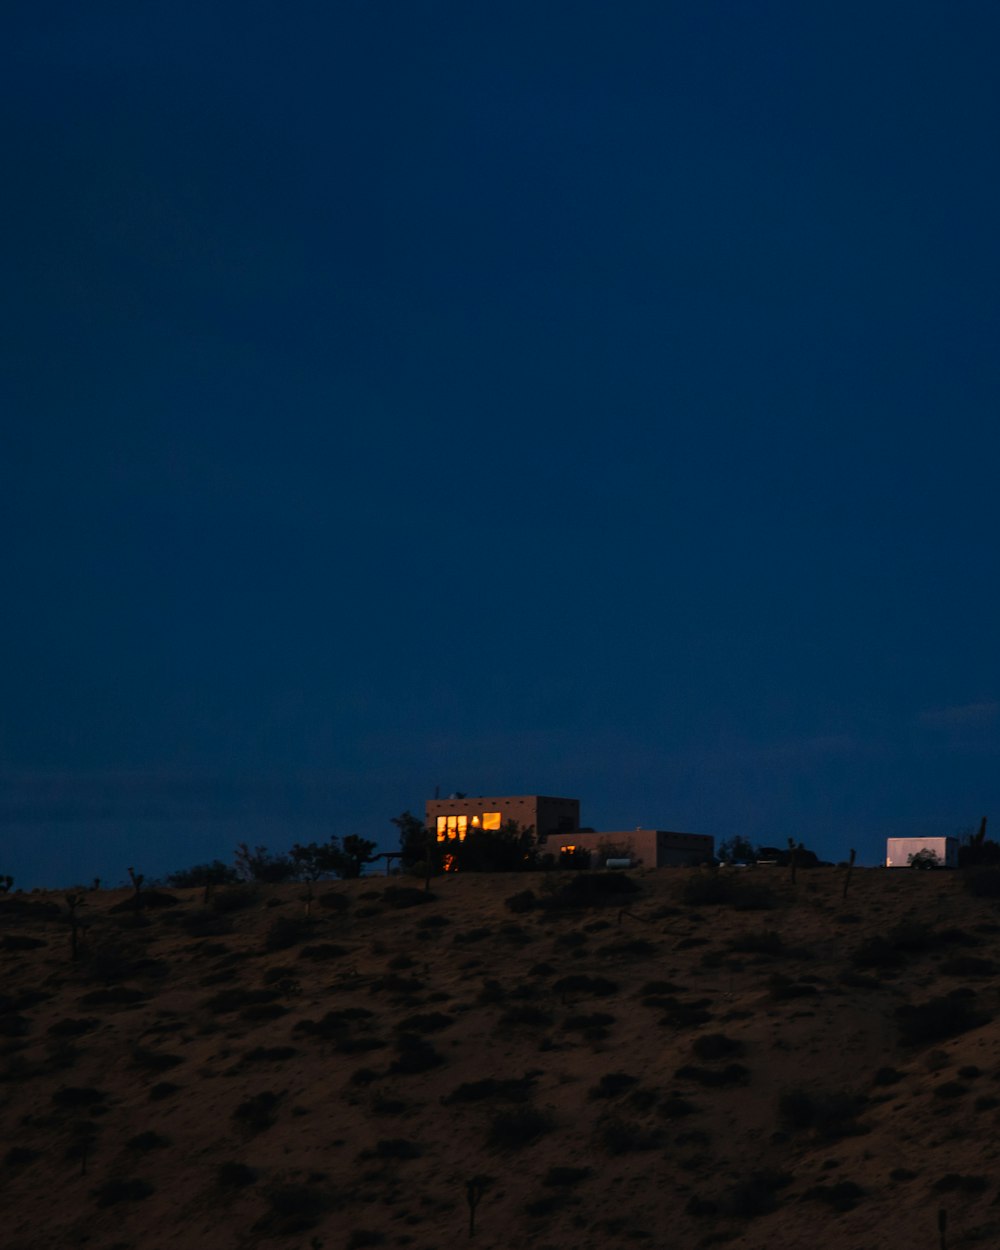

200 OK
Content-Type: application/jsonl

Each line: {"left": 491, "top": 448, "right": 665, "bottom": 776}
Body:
{"left": 656, "top": 830, "right": 715, "bottom": 866}
{"left": 885, "top": 837, "right": 959, "bottom": 868}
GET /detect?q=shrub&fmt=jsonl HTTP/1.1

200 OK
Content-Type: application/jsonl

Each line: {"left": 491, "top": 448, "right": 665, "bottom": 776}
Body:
{"left": 729, "top": 930, "right": 786, "bottom": 955}
{"left": 675, "top": 1064, "right": 749, "bottom": 1088}
{"left": 367, "top": 1138, "right": 422, "bottom": 1160}
{"left": 590, "top": 1072, "right": 639, "bottom": 1099}
{"left": 940, "top": 955, "right": 998, "bottom": 977}
{"left": 963, "top": 868, "right": 1000, "bottom": 898}
{"left": 52, "top": 1087, "right": 107, "bottom": 1109}
{"left": 489, "top": 1107, "right": 554, "bottom": 1149}
{"left": 166, "top": 860, "right": 238, "bottom": 888}
{"left": 233, "top": 1090, "right": 282, "bottom": 1133}
{"left": 218, "top": 1162, "right": 257, "bottom": 1188}
{"left": 802, "top": 1180, "right": 864, "bottom": 1211}
{"left": 382, "top": 886, "right": 434, "bottom": 909}
{"left": 896, "top": 993, "right": 991, "bottom": 1046}
{"left": 778, "top": 1088, "right": 866, "bottom": 1138}
{"left": 723, "top": 1170, "right": 792, "bottom": 1217}
{"left": 506, "top": 890, "right": 537, "bottom": 914}
{"left": 544, "top": 1166, "right": 591, "bottom": 1186}
{"left": 933, "top": 1173, "right": 988, "bottom": 1193}
{"left": 126, "top": 1131, "right": 170, "bottom": 1151}
{"left": 680, "top": 873, "right": 776, "bottom": 909}
{"left": 264, "top": 916, "right": 312, "bottom": 952}
{"left": 92, "top": 1179, "right": 154, "bottom": 1207}
{"left": 553, "top": 974, "right": 618, "bottom": 997}
{"left": 261, "top": 1183, "right": 334, "bottom": 1232}
{"left": 692, "top": 1033, "right": 744, "bottom": 1061}
{"left": 389, "top": 1036, "right": 444, "bottom": 1075}
{"left": 598, "top": 1116, "right": 662, "bottom": 1154}
{"left": 396, "top": 1012, "right": 453, "bottom": 1034}
{"left": 149, "top": 1082, "right": 180, "bottom": 1101}
{"left": 445, "top": 1076, "right": 536, "bottom": 1104}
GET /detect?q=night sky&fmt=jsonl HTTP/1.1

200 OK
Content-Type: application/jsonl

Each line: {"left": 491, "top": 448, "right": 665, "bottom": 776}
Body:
{"left": 4, "top": 3, "right": 1000, "bottom": 888}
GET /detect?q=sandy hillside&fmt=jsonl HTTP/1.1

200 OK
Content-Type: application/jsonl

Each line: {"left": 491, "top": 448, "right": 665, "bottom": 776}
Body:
{"left": 2, "top": 865, "right": 1000, "bottom": 1250}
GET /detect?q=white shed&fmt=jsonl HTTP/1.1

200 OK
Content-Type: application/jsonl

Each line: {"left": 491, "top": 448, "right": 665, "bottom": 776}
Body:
{"left": 885, "top": 836, "right": 959, "bottom": 868}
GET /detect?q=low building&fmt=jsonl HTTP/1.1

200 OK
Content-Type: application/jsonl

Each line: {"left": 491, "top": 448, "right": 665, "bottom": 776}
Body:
{"left": 885, "top": 836, "right": 960, "bottom": 868}
{"left": 543, "top": 829, "right": 714, "bottom": 869}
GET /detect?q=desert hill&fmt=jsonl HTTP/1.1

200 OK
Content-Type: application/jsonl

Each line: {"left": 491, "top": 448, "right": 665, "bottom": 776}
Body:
{"left": 2, "top": 865, "right": 1000, "bottom": 1250}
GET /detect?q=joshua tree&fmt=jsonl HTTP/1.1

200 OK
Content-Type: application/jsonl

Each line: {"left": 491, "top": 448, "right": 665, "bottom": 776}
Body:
{"left": 65, "top": 892, "right": 86, "bottom": 961}
{"left": 842, "top": 848, "right": 856, "bottom": 900}
{"left": 465, "top": 1176, "right": 488, "bottom": 1237}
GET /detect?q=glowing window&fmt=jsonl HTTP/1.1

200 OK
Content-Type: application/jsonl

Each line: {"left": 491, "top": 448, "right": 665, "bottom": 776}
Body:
{"left": 436, "top": 817, "right": 448, "bottom": 841}
{"left": 440, "top": 815, "right": 468, "bottom": 841}
{"left": 471, "top": 815, "right": 481, "bottom": 828}
{"left": 482, "top": 812, "right": 501, "bottom": 831}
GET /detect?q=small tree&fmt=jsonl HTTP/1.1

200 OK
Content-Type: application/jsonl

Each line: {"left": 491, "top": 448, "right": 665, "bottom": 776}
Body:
{"left": 339, "top": 835, "right": 378, "bottom": 879}
{"left": 392, "top": 811, "right": 430, "bottom": 869}
{"left": 0, "top": 875, "right": 13, "bottom": 894}
{"left": 165, "top": 860, "right": 239, "bottom": 889}
{"left": 289, "top": 840, "right": 344, "bottom": 881}
{"left": 451, "top": 821, "right": 536, "bottom": 873}
{"left": 234, "top": 843, "right": 296, "bottom": 884}
{"left": 908, "top": 848, "right": 941, "bottom": 870}
{"left": 718, "top": 836, "right": 757, "bottom": 865}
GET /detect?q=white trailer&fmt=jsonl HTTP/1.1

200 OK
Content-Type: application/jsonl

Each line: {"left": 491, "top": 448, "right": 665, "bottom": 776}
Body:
{"left": 885, "top": 836, "right": 959, "bottom": 868}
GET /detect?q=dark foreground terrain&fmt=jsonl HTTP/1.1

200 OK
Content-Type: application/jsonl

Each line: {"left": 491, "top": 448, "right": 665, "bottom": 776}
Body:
{"left": 2, "top": 864, "right": 1000, "bottom": 1250}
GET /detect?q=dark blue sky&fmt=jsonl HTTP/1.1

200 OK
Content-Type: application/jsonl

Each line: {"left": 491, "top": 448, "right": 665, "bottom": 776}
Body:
{"left": 4, "top": 2, "right": 1000, "bottom": 887}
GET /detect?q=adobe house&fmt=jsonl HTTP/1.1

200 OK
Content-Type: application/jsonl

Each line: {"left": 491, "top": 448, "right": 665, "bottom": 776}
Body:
{"left": 425, "top": 794, "right": 713, "bottom": 868}
{"left": 425, "top": 795, "right": 580, "bottom": 845}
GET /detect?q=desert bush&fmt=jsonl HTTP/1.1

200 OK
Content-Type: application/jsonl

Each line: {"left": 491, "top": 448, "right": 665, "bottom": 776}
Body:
{"left": 233, "top": 1090, "right": 282, "bottom": 1133}
{"left": 218, "top": 1161, "right": 257, "bottom": 1188}
{"left": 52, "top": 1086, "right": 107, "bottom": 1108}
{"left": 963, "top": 868, "right": 1000, "bottom": 898}
{"left": 244, "top": 1046, "right": 298, "bottom": 1062}
{"left": 366, "top": 1138, "right": 422, "bottom": 1160}
{"left": 445, "top": 1076, "right": 537, "bottom": 1104}
{"left": 729, "top": 930, "right": 786, "bottom": 955}
{"left": 659, "top": 1095, "right": 699, "bottom": 1118}
{"left": 872, "top": 1067, "right": 904, "bottom": 1086}
{"left": 261, "top": 1183, "right": 334, "bottom": 1233}
{"left": 932, "top": 1173, "right": 988, "bottom": 1193}
{"left": 553, "top": 974, "right": 618, "bottom": 997}
{"left": 723, "top": 1170, "right": 792, "bottom": 1217}
{"left": 382, "top": 886, "right": 434, "bottom": 909}
{"left": 488, "top": 1107, "right": 554, "bottom": 1149}
{"left": 896, "top": 992, "right": 991, "bottom": 1046}
{"left": 148, "top": 1081, "right": 180, "bottom": 1100}
{"left": 264, "top": 915, "right": 312, "bottom": 952}
{"left": 505, "top": 890, "right": 537, "bottom": 914}
{"left": 680, "top": 873, "right": 776, "bottom": 909}
{"left": 675, "top": 1063, "right": 749, "bottom": 1088}
{"left": 692, "top": 1033, "right": 744, "bottom": 1060}
{"left": 562, "top": 1011, "right": 616, "bottom": 1034}
{"left": 499, "top": 1004, "right": 553, "bottom": 1027}
{"left": 78, "top": 986, "right": 146, "bottom": 1007}
{"left": 4, "top": 1146, "right": 40, "bottom": 1169}
{"left": 205, "top": 987, "right": 280, "bottom": 1014}
{"left": 1, "top": 934, "right": 46, "bottom": 951}
{"left": 131, "top": 1047, "right": 184, "bottom": 1073}
{"left": 544, "top": 1165, "right": 591, "bottom": 1186}
{"left": 389, "top": 1036, "right": 444, "bottom": 1075}
{"left": 768, "top": 974, "right": 819, "bottom": 1000}
{"left": 346, "top": 1233, "right": 386, "bottom": 1250}
{"left": 166, "top": 860, "right": 238, "bottom": 888}
{"left": 92, "top": 1178, "right": 154, "bottom": 1207}
{"left": 657, "top": 998, "right": 714, "bottom": 1028}
{"left": 126, "top": 1131, "right": 170, "bottom": 1151}
{"left": 453, "top": 926, "right": 492, "bottom": 945}
{"left": 590, "top": 1072, "right": 639, "bottom": 1099}
{"left": 181, "top": 910, "right": 235, "bottom": 937}
{"left": 298, "top": 943, "right": 350, "bottom": 961}
{"left": 933, "top": 1081, "right": 968, "bottom": 1099}
{"left": 800, "top": 1180, "right": 865, "bottom": 1210}
{"left": 294, "top": 1008, "right": 377, "bottom": 1040}
{"left": 940, "top": 955, "right": 997, "bottom": 977}
{"left": 598, "top": 1116, "right": 662, "bottom": 1154}
{"left": 396, "top": 1011, "right": 453, "bottom": 1034}
{"left": 778, "top": 1088, "right": 866, "bottom": 1137}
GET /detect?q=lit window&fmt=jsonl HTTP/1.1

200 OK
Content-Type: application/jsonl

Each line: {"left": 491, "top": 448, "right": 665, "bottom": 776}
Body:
{"left": 483, "top": 812, "right": 501, "bottom": 831}
{"left": 471, "top": 815, "right": 481, "bottom": 828}
{"left": 440, "top": 815, "right": 468, "bottom": 841}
